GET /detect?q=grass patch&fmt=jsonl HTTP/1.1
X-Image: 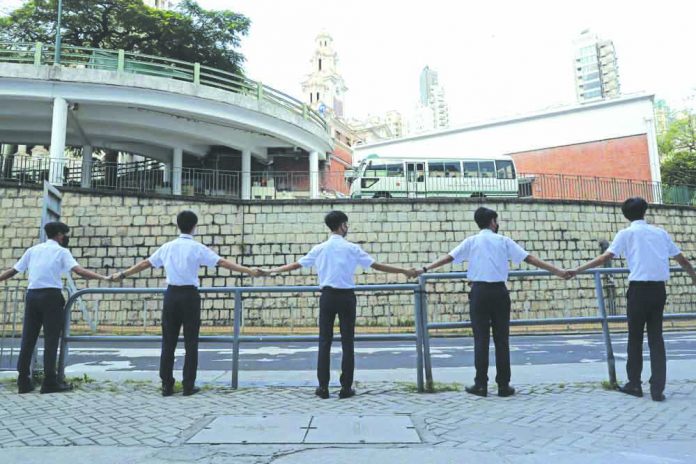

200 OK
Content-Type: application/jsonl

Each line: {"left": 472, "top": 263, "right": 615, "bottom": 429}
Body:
{"left": 397, "top": 381, "right": 462, "bottom": 393}
{"left": 601, "top": 380, "right": 618, "bottom": 391}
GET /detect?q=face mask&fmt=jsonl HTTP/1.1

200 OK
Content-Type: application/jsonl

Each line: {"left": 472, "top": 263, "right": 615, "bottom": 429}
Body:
{"left": 61, "top": 235, "right": 70, "bottom": 248}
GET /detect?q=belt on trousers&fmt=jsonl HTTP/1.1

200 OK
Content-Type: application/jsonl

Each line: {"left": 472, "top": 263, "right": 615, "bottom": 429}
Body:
{"left": 27, "top": 288, "right": 62, "bottom": 293}
{"left": 321, "top": 286, "right": 355, "bottom": 293}
{"left": 167, "top": 285, "right": 198, "bottom": 290}
{"left": 471, "top": 282, "right": 506, "bottom": 286}
{"left": 629, "top": 281, "right": 665, "bottom": 287}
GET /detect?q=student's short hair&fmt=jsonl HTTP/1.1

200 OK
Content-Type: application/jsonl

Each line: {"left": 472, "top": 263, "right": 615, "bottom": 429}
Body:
{"left": 621, "top": 197, "right": 648, "bottom": 221}
{"left": 474, "top": 207, "right": 498, "bottom": 229}
{"left": 324, "top": 210, "right": 349, "bottom": 231}
{"left": 44, "top": 221, "right": 70, "bottom": 239}
{"left": 176, "top": 210, "right": 198, "bottom": 233}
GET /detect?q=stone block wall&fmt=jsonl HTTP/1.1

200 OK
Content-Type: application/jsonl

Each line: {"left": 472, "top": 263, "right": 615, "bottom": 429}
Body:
{"left": 1, "top": 183, "right": 695, "bottom": 329}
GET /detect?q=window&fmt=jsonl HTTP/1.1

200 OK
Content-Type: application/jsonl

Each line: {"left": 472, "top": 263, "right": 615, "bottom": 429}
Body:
{"left": 495, "top": 160, "right": 515, "bottom": 179}
{"left": 317, "top": 92, "right": 320, "bottom": 101}
{"left": 365, "top": 162, "right": 403, "bottom": 177}
{"left": 479, "top": 161, "right": 495, "bottom": 178}
{"left": 428, "top": 162, "right": 446, "bottom": 178}
{"left": 444, "top": 162, "right": 461, "bottom": 177}
{"left": 318, "top": 59, "right": 322, "bottom": 71}
{"left": 310, "top": 93, "right": 313, "bottom": 103}
{"left": 463, "top": 162, "right": 479, "bottom": 178}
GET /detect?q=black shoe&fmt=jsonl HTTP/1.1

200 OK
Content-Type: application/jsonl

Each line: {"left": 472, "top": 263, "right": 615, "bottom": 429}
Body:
{"left": 17, "top": 381, "right": 35, "bottom": 394}
{"left": 40, "top": 382, "right": 73, "bottom": 394}
{"left": 162, "top": 382, "right": 175, "bottom": 397}
{"left": 465, "top": 384, "right": 488, "bottom": 397}
{"left": 618, "top": 383, "right": 643, "bottom": 398}
{"left": 315, "top": 386, "right": 330, "bottom": 399}
{"left": 498, "top": 385, "right": 516, "bottom": 397}
{"left": 183, "top": 386, "right": 200, "bottom": 397}
{"left": 651, "top": 392, "right": 666, "bottom": 402}
{"left": 338, "top": 388, "right": 356, "bottom": 399}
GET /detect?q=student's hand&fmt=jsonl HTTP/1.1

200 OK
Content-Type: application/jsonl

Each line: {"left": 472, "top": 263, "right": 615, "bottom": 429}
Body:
{"left": 249, "top": 268, "right": 266, "bottom": 277}
{"left": 566, "top": 269, "right": 579, "bottom": 279}
{"left": 108, "top": 272, "right": 124, "bottom": 282}
{"left": 552, "top": 268, "right": 571, "bottom": 279}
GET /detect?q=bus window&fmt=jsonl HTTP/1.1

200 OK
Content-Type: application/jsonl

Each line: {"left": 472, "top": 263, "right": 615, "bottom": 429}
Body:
{"left": 428, "top": 162, "right": 446, "bottom": 178}
{"left": 479, "top": 161, "right": 495, "bottom": 178}
{"left": 496, "top": 160, "right": 516, "bottom": 179}
{"left": 365, "top": 164, "right": 387, "bottom": 177}
{"left": 386, "top": 163, "right": 404, "bottom": 177}
{"left": 444, "top": 162, "right": 461, "bottom": 178}
{"left": 463, "top": 162, "right": 479, "bottom": 178}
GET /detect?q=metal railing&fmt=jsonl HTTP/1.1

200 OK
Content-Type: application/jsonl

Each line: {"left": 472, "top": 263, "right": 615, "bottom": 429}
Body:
{"left": 0, "top": 156, "right": 353, "bottom": 199}
{"left": 57, "top": 283, "right": 425, "bottom": 390}
{"left": 519, "top": 173, "right": 696, "bottom": 206}
{"left": 9, "top": 267, "right": 693, "bottom": 391}
{"left": 418, "top": 268, "right": 696, "bottom": 391}
{"left": 0, "top": 42, "right": 327, "bottom": 133}
{"left": 0, "top": 286, "right": 26, "bottom": 371}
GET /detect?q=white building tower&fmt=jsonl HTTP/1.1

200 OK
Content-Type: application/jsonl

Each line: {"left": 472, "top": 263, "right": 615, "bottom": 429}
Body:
{"left": 301, "top": 32, "right": 348, "bottom": 118}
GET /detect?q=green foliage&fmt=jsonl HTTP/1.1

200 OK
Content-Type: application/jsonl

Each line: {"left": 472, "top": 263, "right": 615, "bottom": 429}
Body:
{"left": 660, "top": 112, "right": 696, "bottom": 186}
{"left": 0, "top": 0, "right": 250, "bottom": 74}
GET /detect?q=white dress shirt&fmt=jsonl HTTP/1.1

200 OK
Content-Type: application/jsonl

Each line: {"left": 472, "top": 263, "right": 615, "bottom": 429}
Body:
{"left": 147, "top": 234, "right": 222, "bottom": 287}
{"left": 607, "top": 220, "right": 681, "bottom": 282}
{"left": 448, "top": 229, "right": 529, "bottom": 282}
{"left": 13, "top": 239, "right": 79, "bottom": 289}
{"left": 298, "top": 234, "right": 376, "bottom": 289}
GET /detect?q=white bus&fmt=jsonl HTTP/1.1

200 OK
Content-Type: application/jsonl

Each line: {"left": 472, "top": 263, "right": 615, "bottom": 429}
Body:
{"left": 349, "top": 153, "right": 520, "bottom": 198}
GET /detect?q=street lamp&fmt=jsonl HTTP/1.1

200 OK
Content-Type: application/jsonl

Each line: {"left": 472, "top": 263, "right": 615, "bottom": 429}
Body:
{"left": 54, "top": 0, "right": 63, "bottom": 64}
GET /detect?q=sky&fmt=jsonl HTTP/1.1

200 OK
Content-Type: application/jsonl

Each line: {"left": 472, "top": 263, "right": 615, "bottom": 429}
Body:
{"left": 196, "top": 0, "right": 696, "bottom": 124}
{"left": 3, "top": 0, "right": 695, "bottom": 125}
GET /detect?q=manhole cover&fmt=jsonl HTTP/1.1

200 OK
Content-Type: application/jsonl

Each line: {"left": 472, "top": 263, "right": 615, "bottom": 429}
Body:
{"left": 186, "top": 415, "right": 420, "bottom": 444}
{"left": 305, "top": 415, "right": 420, "bottom": 444}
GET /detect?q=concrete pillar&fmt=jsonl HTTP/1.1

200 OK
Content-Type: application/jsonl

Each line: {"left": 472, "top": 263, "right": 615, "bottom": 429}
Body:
{"left": 644, "top": 116, "right": 663, "bottom": 203}
{"left": 309, "top": 150, "right": 319, "bottom": 199}
{"left": 80, "top": 145, "right": 93, "bottom": 188}
{"left": 49, "top": 97, "right": 68, "bottom": 185}
{"left": 241, "top": 149, "right": 251, "bottom": 200}
{"left": 172, "top": 147, "right": 183, "bottom": 195}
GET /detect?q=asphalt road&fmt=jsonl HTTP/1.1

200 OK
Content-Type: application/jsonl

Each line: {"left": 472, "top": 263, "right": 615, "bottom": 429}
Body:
{"left": 3, "top": 331, "right": 695, "bottom": 372}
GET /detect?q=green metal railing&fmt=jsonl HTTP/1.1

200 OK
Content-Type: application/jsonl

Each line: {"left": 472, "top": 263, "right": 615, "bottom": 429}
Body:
{"left": 0, "top": 42, "right": 327, "bottom": 132}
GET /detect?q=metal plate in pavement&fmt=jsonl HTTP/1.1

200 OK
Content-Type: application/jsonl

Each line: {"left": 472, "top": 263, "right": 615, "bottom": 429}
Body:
{"left": 187, "top": 414, "right": 311, "bottom": 444}
{"left": 305, "top": 415, "right": 421, "bottom": 444}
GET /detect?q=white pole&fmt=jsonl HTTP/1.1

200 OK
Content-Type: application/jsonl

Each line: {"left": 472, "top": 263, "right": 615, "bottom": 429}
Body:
{"left": 49, "top": 97, "right": 68, "bottom": 186}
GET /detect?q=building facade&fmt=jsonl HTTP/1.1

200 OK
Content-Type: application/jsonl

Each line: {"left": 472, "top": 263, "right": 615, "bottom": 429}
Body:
{"left": 574, "top": 30, "right": 621, "bottom": 103}
{"left": 354, "top": 94, "right": 661, "bottom": 201}
{"left": 419, "top": 66, "right": 450, "bottom": 130}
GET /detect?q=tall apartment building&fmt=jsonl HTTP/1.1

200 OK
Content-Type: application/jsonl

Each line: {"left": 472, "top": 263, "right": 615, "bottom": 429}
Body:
{"left": 419, "top": 66, "right": 450, "bottom": 129}
{"left": 574, "top": 30, "right": 620, "bottom": 103}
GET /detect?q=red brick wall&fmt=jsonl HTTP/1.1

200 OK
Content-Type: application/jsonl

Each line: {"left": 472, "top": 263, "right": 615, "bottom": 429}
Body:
{"left": 511, "top": 135, "right": 656, "bottom": 202}
{"left": 511, "top": 134, "right": 651, "bottom": 180}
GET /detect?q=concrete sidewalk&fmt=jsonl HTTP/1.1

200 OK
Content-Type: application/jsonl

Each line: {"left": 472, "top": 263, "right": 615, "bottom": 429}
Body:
{"left": 1, "top": 362, "right": 695, "bottom": 463}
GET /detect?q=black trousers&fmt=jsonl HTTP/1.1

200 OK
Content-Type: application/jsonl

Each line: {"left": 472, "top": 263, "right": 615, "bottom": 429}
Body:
{"left": 17, "top": 288, "right": 65, "bottom": 386}
{"left": 317, "top": 288, "right": 356, "bottom": 389}
{"left": 469, "top": 282, "right": 511, "bottom": 387}
{"left": 160, "top": 286, "right": 201, "bottom": 389}
{"left": 626, "top": 281, "right": 667, "bottom": 394}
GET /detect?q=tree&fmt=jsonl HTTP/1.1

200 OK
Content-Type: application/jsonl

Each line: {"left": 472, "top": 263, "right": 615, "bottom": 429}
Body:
{"left": 660, "top": 111, "right": 696, "bottom": 186}
{"left": 0, "top": 0, "right": 250, "bottom": 75}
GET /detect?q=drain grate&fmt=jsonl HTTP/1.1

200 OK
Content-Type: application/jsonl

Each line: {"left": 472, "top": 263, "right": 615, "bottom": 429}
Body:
{"left": 187, "top": 414, "right": 420, "bottom": 444}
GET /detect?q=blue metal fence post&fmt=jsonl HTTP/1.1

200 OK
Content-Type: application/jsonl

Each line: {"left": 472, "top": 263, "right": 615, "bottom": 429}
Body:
{"left": 232, "top": 289, "right": 242, "bottom": 389}
{"left": 57, "top": 294, "right": 74, "bottom": 381}
{"left": 419, "top": 275, "right": 434, "bottom": 392}
{"left": 413, "top": 289, "right": 424, "bottom": 393}
{"left": 593, "top": 271, "right": 618, "bottom": 386}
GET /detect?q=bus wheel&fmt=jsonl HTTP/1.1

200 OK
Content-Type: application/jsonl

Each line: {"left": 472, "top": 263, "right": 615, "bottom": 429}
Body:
{"left": 374, "top": 192, "right": 392, "bottom": 199}
{"left": 471, "top": 192, "right": 486, "bottom": 198}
